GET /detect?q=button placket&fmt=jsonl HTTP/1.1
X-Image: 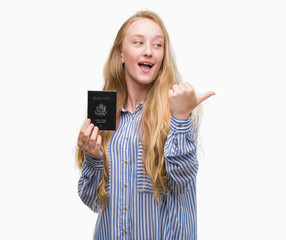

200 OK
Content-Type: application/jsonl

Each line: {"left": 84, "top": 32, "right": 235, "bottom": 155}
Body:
{"left": 122, "top": 113, "right": 133, "bottom": 238}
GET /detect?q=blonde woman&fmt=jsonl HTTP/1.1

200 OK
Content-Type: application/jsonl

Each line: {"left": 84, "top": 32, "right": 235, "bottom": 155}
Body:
{"left": 77, "top": 10, "right": 215, "bottom": 240}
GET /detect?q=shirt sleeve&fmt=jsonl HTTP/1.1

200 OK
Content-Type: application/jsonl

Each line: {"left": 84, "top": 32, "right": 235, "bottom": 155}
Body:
{"left": 164, "top": 114, "right": 198, "bottom": 194}
{"left": 78, "top": 152, "right": 104, "bottom": 212}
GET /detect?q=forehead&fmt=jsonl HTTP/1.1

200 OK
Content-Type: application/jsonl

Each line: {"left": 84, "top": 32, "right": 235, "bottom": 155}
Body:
{"left": 125, "top": 18, "right": 164, "bottom": 39}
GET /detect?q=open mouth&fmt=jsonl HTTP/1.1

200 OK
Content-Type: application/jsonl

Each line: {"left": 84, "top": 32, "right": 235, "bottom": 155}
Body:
{"left": 138, "top": 62, "right": 154, "bottom": 71}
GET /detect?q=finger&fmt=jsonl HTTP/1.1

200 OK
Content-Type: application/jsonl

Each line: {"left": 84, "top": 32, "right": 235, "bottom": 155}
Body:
{"left": 197, "top": 91, "right": 216, "bottom": 104}
{"left": 79, "top": 119, "right": 91, "bottom": 135}
{"left": 82, "top": 123, "right": 94, "bottom": 147}
{"left": 179, "top": 82, "right": 194, "bottom": 95}
{"left": 170, "top": 84, "right": 178, "bottom": 91}
{"left": 77, "top": 119, "right": 91, "bottom": 147}
{"left": 93, "top": 135, "right": 103, "bottom": 158}
{"left": 169, "top": 89, "right": 175, "bottom": 97}
{"left": 184, "top": 82, "right": 193, "bottom": 91}
{"left": 96, "top": 134, "right": 102, "bottom": 145}
{"left": 178, "top": 82, "right": 187, "bottom": 91}
{"left": 91, "top": 126, "right": 99, "bottom": 140}
{"left": 172, "top": 84, "right": 180, "bottom": 93}
{"left": 169, "top": 84, "right": 178, "bottom": 96}
{"left": 89, "top": 126, "right": 99, "bottom": 147}
{"left": 78, "top": 119, "right": 90, "bottom": 140}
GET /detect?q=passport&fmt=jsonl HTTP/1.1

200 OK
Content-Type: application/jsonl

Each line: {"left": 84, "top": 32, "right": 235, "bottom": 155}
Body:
{"left": 87, "top": 91, "right": 117, "bottom": 130}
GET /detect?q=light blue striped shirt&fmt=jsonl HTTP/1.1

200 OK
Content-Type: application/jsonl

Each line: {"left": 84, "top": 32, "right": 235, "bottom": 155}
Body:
{"left": 78, "top": 102, "right": 198, "bottom": 239}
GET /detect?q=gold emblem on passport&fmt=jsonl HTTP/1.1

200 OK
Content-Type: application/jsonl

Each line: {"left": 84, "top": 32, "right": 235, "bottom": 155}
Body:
{"left": 94, "top": 104, "right": 107, "bottom": 117}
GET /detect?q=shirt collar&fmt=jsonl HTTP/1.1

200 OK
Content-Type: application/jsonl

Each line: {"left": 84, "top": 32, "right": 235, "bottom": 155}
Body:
{"left": 120, "top": 100, "right": 145, "bottom": 113}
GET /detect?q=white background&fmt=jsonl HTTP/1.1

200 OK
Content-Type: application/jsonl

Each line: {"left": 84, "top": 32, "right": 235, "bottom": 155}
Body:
{"left": 1, "top": 0, "right": 285, "bottom": 239}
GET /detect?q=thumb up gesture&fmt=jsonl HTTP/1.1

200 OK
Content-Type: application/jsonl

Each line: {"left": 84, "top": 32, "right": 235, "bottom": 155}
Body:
{"left": 169, "top": 83, "right": 215, "bottom": 119}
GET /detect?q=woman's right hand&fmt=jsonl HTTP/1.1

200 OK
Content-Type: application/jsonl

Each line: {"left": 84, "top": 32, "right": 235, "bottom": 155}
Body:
{"left": 77, "top": 119, "right": 103, "bottom": 159}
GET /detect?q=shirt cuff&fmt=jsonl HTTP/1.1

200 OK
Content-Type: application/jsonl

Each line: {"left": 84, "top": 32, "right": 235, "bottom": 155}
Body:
{"left": 170, "top": 114, "right": 193, "bottom": 132}
{"left": 83, "top": 152, "right": 104, "bottom": 170}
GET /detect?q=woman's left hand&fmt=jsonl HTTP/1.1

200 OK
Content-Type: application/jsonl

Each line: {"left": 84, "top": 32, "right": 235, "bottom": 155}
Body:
{"left": 169, "top": 83, "right": 215, "bottom": 119}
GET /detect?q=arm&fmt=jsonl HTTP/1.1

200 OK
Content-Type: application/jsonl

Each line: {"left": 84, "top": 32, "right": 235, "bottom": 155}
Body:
{"left": 77, "top": 119, "right": 104, "bottom": 212}
{"left": 166, "top": 82, "right": 214, "bottom": 193}
{"left": 78, "top": 153, "right": 104, "bottom": 212}
{"left": 164, "top": 114, "right": 198, "bottom": 194}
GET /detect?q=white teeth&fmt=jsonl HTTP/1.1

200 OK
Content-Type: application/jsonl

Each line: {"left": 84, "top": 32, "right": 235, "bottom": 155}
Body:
{"left": 142, "top": 63, "right": 153, "bottom": 66}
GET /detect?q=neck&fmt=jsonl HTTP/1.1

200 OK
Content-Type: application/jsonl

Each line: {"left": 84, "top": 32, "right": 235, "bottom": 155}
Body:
{"left": 124, "top": 82, "right": 151, "bottom": 113}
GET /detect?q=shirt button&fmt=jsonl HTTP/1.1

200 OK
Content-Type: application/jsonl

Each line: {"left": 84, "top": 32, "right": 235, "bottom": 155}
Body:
{"left": 124, "top": 184, "right": 127, "bottom": 188}
{"left": 124, "top": 207, "right": 127, "bottom": 211}
{"left": 131, "top": 117, "right": 134, "bottom": 120}
{"left": 126, "top": 137, "right": 129, "bottom": 141}
{"left": 98, "top": 163, "right": 102, "bottom": 165}
{"left": 178, "top": 124, "right": 182, "bottom": 128}
{"left": 124, "top": 161, "right": 127, "bottom": 165}
{"left": 124, "top": 230, "right": 127, "bottom": 234}
{"left": 138, "top": 104, "right": 142, "bottom": 108}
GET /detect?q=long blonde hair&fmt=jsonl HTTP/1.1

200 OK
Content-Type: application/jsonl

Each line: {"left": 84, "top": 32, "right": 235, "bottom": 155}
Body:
{"left": 77, "top": 10, "right": 184, "bottom": 211}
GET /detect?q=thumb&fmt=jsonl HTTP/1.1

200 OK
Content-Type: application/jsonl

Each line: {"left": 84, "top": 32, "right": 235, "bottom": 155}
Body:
{"left": 197, "top": 91, "right": 216, "bottom": 105}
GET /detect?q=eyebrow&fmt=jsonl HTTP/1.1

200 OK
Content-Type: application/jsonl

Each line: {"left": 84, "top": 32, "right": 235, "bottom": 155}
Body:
{"left": 131, "top": 34, "right": 164, "bottom": 40}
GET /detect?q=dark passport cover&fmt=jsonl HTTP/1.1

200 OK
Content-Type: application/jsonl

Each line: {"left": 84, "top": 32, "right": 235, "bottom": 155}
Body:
{"left": 88, "top": 91, "right": 117, "bottom": 130}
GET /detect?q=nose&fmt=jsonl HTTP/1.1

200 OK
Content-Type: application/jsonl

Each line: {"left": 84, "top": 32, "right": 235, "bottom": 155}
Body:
{"left": 144, "top": 44, "right": 152, "bottom": 57}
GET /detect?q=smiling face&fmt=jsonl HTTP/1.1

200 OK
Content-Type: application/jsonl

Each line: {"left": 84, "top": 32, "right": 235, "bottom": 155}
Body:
{"left": 121, "top": 18, "right": 164, "bottom": 89}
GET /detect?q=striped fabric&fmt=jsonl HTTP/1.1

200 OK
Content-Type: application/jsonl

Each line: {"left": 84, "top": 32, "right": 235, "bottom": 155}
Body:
{"left": 78, "top": 101, "right": 199, "bottom": 239}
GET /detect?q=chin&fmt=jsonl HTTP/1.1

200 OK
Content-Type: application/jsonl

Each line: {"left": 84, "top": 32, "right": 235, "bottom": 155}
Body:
{"left": 137, "top": 78, "right": 155, "bottom": 86}
{"left": 137, "top": 74, "right": 157, "bottom": 84}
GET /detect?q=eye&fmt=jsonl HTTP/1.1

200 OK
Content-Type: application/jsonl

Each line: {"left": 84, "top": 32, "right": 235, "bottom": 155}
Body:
{"left": 154, "top": 43, "right": 162, "bottom": 48}
{"left": 133, "top": 41, "right": 143, "bottom": 45}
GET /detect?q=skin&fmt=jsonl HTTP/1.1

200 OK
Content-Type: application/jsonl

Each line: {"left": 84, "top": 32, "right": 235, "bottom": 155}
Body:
{"left": 77, "top": 18, "right": 215, "bottom": 158}
{"left": 121, "top": 18, "right": 165, "bottom": 112}
{"left": 169, "top": 83, "right": 215, "bottom": 119}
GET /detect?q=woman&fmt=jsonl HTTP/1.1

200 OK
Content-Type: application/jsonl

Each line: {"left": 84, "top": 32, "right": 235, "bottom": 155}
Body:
{"left": 77, "top": 10, "right": 215, "bottom": 239}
